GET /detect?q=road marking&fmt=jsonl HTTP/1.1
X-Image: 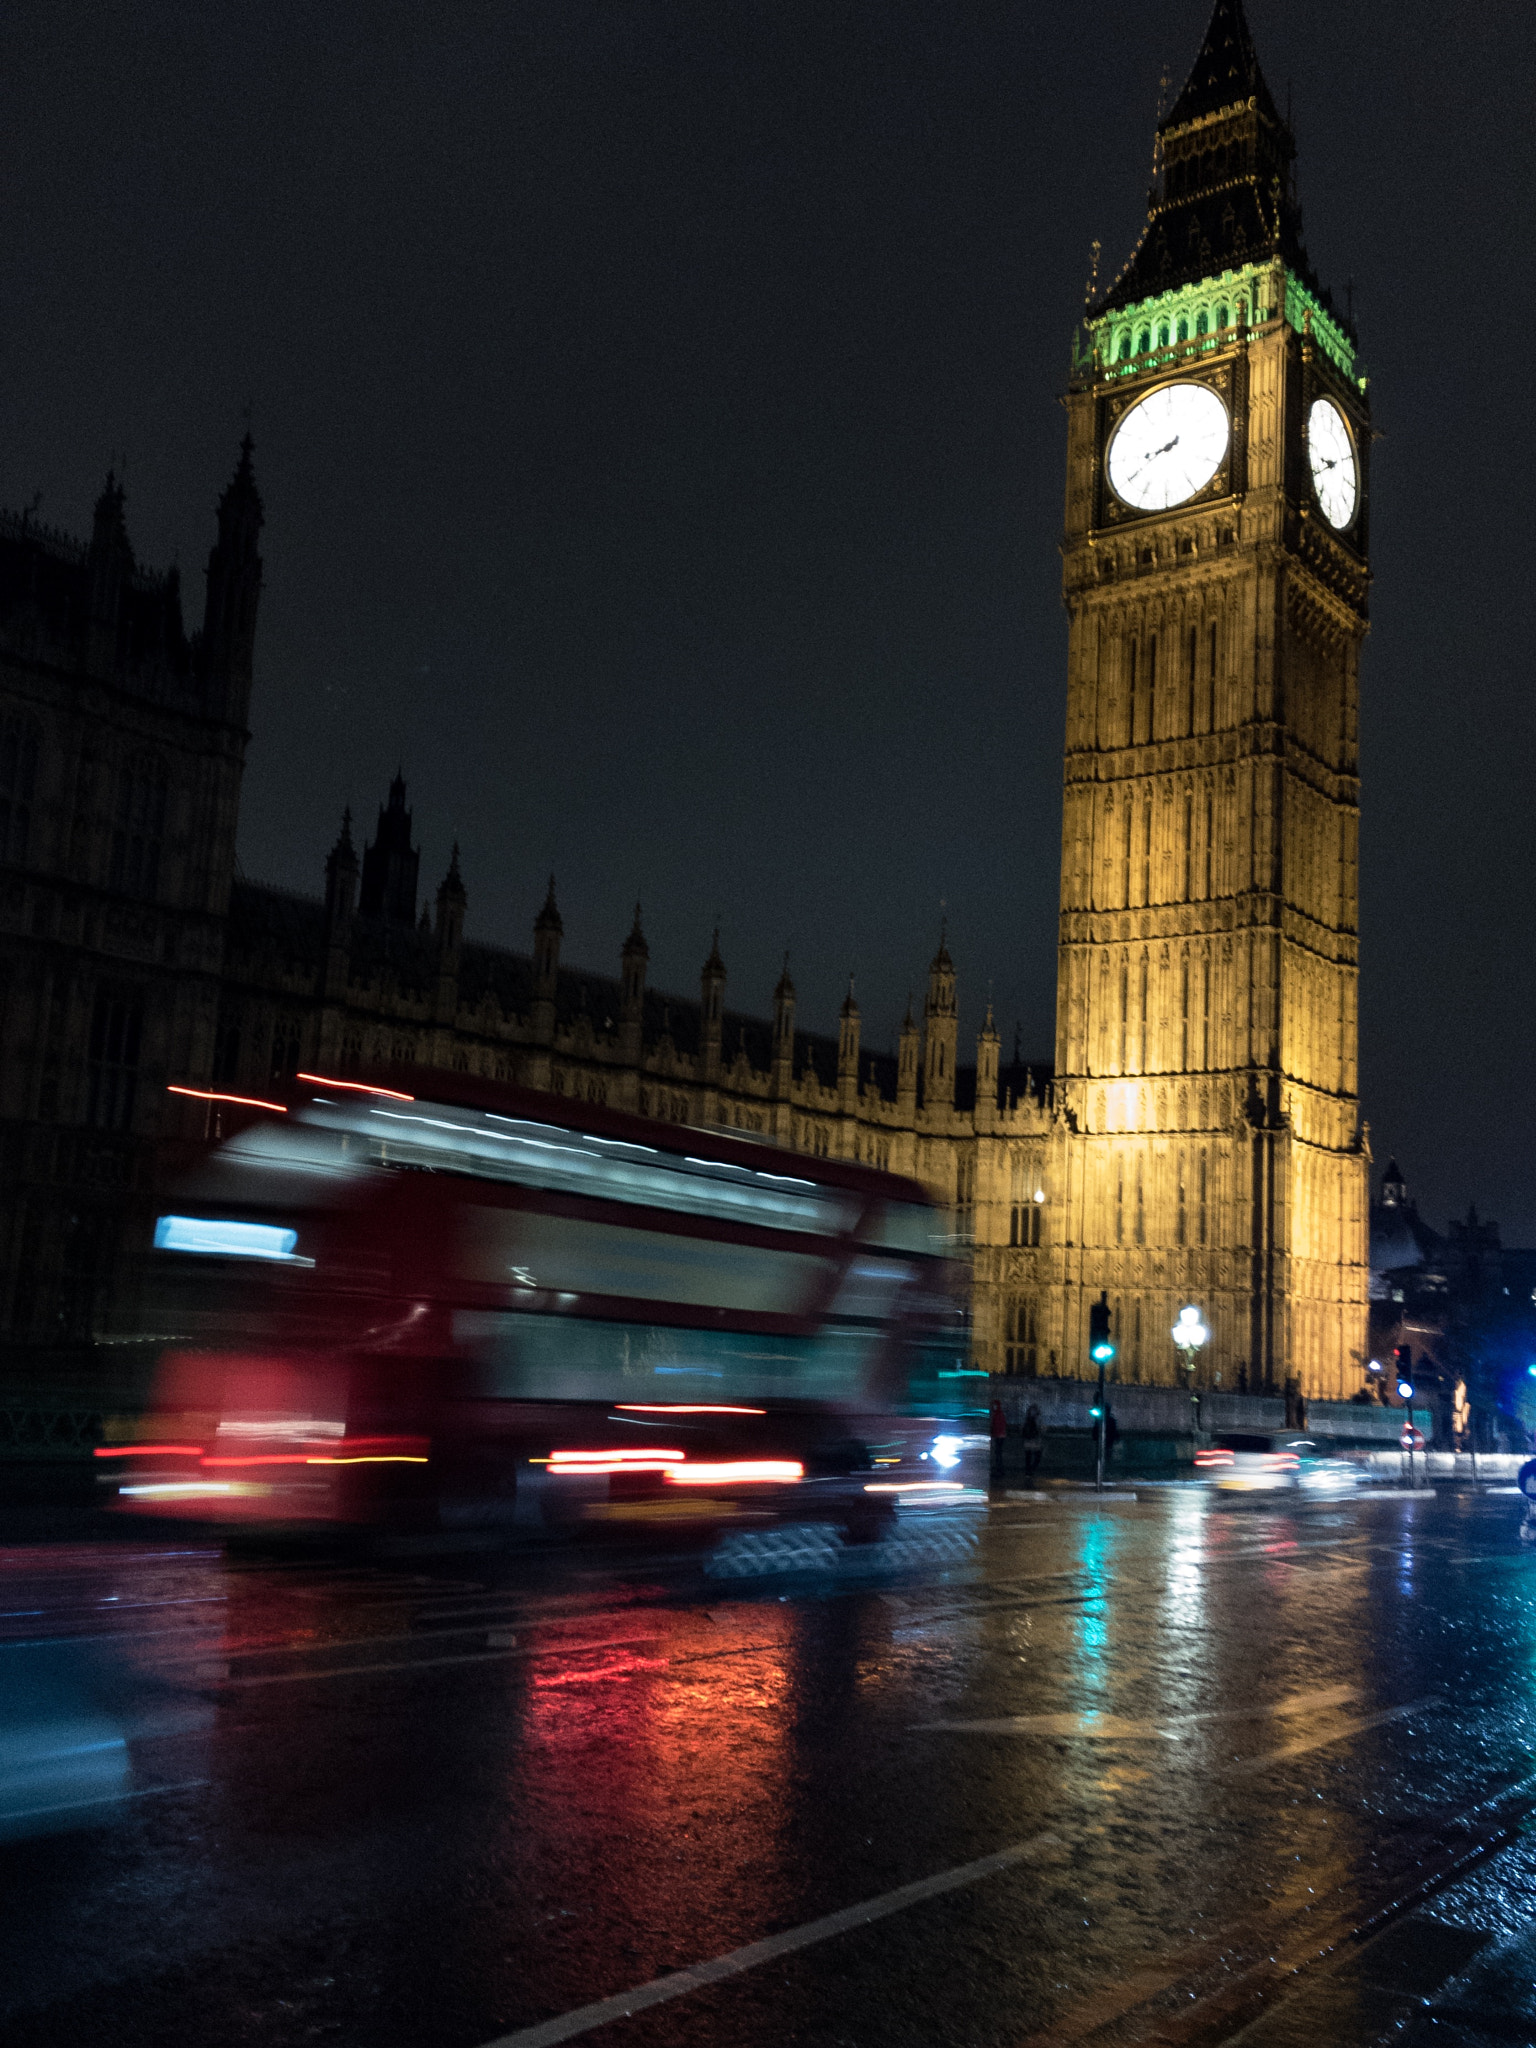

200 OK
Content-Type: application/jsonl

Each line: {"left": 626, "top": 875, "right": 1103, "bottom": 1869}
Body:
{"left": 2, "top": 1777, "right": 208, "bottom": 1826}
{"left": 916, "top": 1683, "right": 1360, "bottom": 1738}
{"left": 1225, "top": 1696, "right": 1436, "bottom": 1773}
{"left": 476, "top": 1831, "right": 1064, "bottom": 2048}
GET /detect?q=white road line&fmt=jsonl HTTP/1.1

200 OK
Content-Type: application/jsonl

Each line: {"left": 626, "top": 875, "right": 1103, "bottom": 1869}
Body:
{"left": 917, "top": 1682, "right": 1361, "bottom": 1738}
{"left": 2, "top": 1777, "right": 208, "bottom": 1825}
{"left": 476, "top": 1831, "right": 1064, "bottom": 2048}
{"left": 1224, "top": 1696, "right": 1437, "bottom": 1774}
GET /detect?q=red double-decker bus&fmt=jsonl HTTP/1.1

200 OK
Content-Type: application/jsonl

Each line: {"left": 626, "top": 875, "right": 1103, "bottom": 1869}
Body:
{"left": 103, "top": 1072, "right": 980, "bottom": 1538}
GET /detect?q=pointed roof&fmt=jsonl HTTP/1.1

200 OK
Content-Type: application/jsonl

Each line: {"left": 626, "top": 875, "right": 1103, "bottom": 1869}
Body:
{"left": 622, "top": 901, "right": 648, "bottom": 960}
{"left": 326, "top": 805, "right": 358, "bottom": 875}
{"left": 929, "top": 921, "right": 954, "bottom": 976}
{"left": 437, "top": 841, "right": 466, "bottom": 904}
{"left": 702, "top": 927, "right": 725, "bottom": 977}
{"left": 535, "top": 874, "right": 562, "bottom": 936}
{"left": 1164, "top": 0, "right": 1280, "bottom": 131}
{"left": 839, "top": 975, "right": 859, "bottom": 1020}
{"left": 774, "top": 952, "right": 795, "bottom": 1002}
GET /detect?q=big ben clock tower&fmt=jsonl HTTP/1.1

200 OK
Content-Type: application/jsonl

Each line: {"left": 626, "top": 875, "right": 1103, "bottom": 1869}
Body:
{"left": 1050, "top": 0, "right": 1369, "bottom": 1397}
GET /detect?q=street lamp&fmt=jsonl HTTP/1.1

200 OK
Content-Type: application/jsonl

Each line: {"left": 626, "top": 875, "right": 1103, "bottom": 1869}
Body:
{"left": 1173, "top": 1305, "right": 1209, "bottom": 1461}
{"left": 1173, "top": 1305, "right": 1209, "bottom": 1378}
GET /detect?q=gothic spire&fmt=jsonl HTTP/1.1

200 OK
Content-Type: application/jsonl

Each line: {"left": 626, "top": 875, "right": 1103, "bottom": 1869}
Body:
{"left": 1164, "top": 0, "right": 1280, "bottom": 132}
{"left": 535, "top": 874, "right": 562, "bottom": 936}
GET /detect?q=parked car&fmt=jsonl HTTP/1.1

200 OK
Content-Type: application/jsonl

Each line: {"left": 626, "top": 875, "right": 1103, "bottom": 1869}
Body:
{"left": 1195, "top": 1432, "right": 1360, "bottom": 1497}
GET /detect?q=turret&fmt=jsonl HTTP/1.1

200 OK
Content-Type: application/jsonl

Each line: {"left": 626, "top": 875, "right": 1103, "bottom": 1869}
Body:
{"left": 771, "top": 956, "right": 796, "bottom": 1096}
{"left": 200, "top": 435, "right": 264, "bottom": 724}
{"left": 321, "top": 808, "right": 358, "bottom": 1000}
{"left": 531, "top": 876, "right": 562, "bottom": 1045}
{"left": 699, "top": 930, "right": 725, "bottom": 1084}
{"left": 897, "top": 996, "right": 919, "bottom": 1120}
{"left": 837, "top": 979, "right": 860, "bottom": 1117}
{"left": 975, "top": 1000, "right": 1000, "bottom": 1134}
{"left": 1380, "top": 1158, "right": 1407, "bottom": 1210}
{"left": 619, "top": 904, "right": 648, "bottom": 1063}
{"left": 922, "top": 928, "right": 958, "bottom": 1111}
{"left": 359, "top": 773, "right": 420, "bottom": 925}
{"left": 433, "top": 845, "right": 466, "bottom": 1023}
{"left": 86, "top": 472, "right": 132, "bottom": 677}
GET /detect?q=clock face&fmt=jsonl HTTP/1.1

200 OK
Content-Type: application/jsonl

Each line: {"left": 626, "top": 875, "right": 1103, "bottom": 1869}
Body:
{"left": 1307, "top": 398, "right": 1358, "bottom": 529}
{"left": 1106, "top": 382, "right": 1229, "bottom": 511}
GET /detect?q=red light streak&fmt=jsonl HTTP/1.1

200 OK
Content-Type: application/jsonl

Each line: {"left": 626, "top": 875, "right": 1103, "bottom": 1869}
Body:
{"left": 296, "top": 1072, "right": 416, "bottom": 1101}
{"left": 93, "top": 1444, "right": 202, "bottom": 1459}
{"left": 167, "top": 1084, "right": 288, "bottom": 1113}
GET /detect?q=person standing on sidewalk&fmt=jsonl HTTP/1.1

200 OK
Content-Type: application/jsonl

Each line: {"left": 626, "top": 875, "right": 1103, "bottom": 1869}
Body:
{"left": 990, "top": 1398, "right": 1008, "bottom": 1481}
{"left": 1021, "top": 1403, "right": 1044, "bottom": 1482}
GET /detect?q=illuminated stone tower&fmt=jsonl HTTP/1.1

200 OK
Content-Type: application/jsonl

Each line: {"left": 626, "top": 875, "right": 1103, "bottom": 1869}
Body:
{"left": 1050, "top": 0, "right": 1370, "bottom": 1396}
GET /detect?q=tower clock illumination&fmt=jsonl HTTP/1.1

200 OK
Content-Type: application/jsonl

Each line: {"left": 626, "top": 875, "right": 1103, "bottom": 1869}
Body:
{"left": 1306, "top": 398, "right": 1357, "bottom": 529}
{"left": 1106, "top": 382, "right": 1229, "bottom": 511}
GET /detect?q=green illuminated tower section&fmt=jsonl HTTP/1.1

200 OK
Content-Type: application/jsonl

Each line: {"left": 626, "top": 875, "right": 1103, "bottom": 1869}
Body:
{"left": 1048, "top": 0, "right": 1370, "bottom": 1397}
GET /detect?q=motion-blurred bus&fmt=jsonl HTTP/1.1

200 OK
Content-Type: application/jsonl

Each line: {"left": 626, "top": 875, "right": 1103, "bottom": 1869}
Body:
{"left": 103, "top": 1073, "right": 981, "bottom": 1538}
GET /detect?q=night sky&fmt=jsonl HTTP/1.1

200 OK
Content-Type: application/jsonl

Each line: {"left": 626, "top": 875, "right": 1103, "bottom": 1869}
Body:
{"left": 2, "top": 3, "right": 1533, "bottom": 1236}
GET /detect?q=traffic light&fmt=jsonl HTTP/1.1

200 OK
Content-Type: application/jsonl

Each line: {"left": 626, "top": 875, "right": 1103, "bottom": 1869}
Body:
{"left": 1089, "top": 1293, "right": 1116, "bottom": 1365}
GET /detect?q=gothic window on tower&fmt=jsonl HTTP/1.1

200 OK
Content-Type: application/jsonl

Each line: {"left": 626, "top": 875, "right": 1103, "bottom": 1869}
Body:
{"left": 108, "top": 753, "right": 167, "bottom": 902}
{"left": 1115, "top": 1158, "right": 1125, "bottom": 1245}
{"left": 1126, "top": 639, "right": 1138, "bottom": 746}
{"left": 0, "top": 711, "right": 41, "bottom": 866}
{"left": 1134, "top": 1158, "right": 1145, "bottom": 1245}
{"left": 1009, "top": 1157, "right": 1043, "bottom": 1246}
{"left": 86, "top": 988, "right": 143, "bottom": 1132}
{"left": 1198, "top": 1151, "right": 1209, "bottom": 1246}
{"left": 1176, "top": 1152, "right": 1188, "bottom": 1246}
{"left": 1146, "top": 634, "right": 1158, "bottom": 738}
{"left": 954, "top": 1153, "right": 975, "bottom": 1243}
{"left": 1186, "top": 627, "right": 1198, "bottom": 732}
{"left": 1005, "top": 1296, "right": 1038, "bottom": 1375}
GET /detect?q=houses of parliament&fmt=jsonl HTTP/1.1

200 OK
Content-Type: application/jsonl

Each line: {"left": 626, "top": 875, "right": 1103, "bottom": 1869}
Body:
{"left": 0, "top": 0, "right": 1369, "bottom": 1399}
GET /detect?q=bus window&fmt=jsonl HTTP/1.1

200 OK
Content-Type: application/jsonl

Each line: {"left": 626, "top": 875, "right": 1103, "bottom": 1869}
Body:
{"left": 297, "top": 1099, "right": 858, "bottom": 1237}
{"left": 861, "top": 1202, "right": 946, "bottom": 1257}
{"left": 459, "top": 1207, "right": 833, "bottom": 1315}
{"left": 828, "top": 1258, "right": 914, "bottom": 1322}
{"left": 452, "top": 1309, "right": 886, "bottom": 1406}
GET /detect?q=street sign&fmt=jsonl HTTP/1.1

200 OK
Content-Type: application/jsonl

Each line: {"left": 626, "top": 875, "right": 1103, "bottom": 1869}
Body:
{"left": 1400, "top": 1425, "right": 1425, "bottom": 1451}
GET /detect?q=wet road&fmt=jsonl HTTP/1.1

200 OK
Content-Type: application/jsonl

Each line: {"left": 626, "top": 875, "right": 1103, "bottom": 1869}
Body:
{"left": 5, "top": 1488, "right": 1536, "bottom": 2048}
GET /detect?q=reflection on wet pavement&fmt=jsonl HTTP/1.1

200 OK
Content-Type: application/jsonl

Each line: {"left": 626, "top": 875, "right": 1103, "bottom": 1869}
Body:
{"left": 3, "top": 1491, "right": 1536, "bottom": 2046}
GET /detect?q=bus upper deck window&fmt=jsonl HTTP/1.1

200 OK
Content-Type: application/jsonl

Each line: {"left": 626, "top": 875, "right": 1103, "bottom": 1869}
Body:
{"left": 293, "top": 1099, "right": 859, "bottom": 1237}
{"left": 863, "top": 1202, "right": 945, "bottom": 1257}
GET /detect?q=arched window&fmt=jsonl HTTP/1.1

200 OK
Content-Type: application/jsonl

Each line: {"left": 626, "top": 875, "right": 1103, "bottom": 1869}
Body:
{"left": 1176, "top": 1153, "right": 1187, "bottom": 1245}
{"left": 0, "top": 712, "right": 40, "bottom": 867}
{"left": 1175, "top": 316, "right": 1188, "bottom": 342}
{"left": 1118, "top": 331, "right": 1131, "bottom": 361}
{"left": 1137, "top": 328, "right": 1151, "bottom": 355}
{"left": 1196, "top": 309, "right": 1208, "bottom": 337}
{"left": 1216, "top": 304, "right": 1229, "bottom": 329}
{"left": 86, "top": 988, "right": 143, "bottom": 1131}
{"left": 109, "top": 752, "right": 166, "bottom": 901}
{"left": 1127, "top": 637, "right": 1139, "bottom": 745}
{"left": 1157, "top": 322, "right": 1170, "bottom": 348}
{"left": 1005, "top": 1297, "right": 1038, "bottom": 1375}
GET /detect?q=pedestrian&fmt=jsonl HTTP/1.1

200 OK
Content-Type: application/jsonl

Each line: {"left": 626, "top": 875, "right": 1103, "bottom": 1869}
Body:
{"left": 1103, "top": 1405, "right": 1120, "bottom": 1467}
{"left": 990, "top": 1397, "right": 1007, "bottom": 1481}
{"left": 1021, "top": 1402, "right": 1044, "bottom": 1481}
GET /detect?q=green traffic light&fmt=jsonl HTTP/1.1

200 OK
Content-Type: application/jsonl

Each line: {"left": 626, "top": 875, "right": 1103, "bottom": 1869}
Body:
{"left": 1090, "top": 1341, "right": 1116, "bottom": 1362}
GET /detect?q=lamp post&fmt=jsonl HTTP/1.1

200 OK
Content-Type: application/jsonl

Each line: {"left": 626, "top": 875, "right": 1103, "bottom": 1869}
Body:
{"left": 1173, "top": 1305, "right": 1209, "bottom": 1455}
